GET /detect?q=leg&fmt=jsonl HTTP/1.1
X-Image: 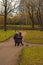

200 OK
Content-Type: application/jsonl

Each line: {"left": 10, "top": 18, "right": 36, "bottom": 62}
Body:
{"left": 15, "top": 42, "right": 17, "bottom": 46}
{"left": 21, "top": 41, "right": 24, "bottom": 46}
{"left": 17, "top": 42, "right": 20, "bottom": 46}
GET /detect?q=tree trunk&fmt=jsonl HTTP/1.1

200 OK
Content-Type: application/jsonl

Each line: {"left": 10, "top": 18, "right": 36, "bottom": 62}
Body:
{"left": 29, "top": 9, "right": 34, "bottom": 29}
{"left": 4, "top": 0, "right": 7, "bottom": 31}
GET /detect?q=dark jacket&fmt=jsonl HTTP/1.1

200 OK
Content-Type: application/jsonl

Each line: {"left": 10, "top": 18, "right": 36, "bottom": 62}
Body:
{"left": 14, "top": 34, "right": 19, "bottom": 43}
{"left": 14, "top": 34, "right": 23, "bottom": 43}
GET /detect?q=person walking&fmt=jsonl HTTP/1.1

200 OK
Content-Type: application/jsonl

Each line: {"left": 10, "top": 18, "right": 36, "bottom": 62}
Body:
{"left": 18, "top": 32, "right": 24, "bottom": 46}
{"left": 13, "top": 32, "right": 19, "bottom": 46}
{"left": 13, "top": 32, "right": 24, "bottom": 46}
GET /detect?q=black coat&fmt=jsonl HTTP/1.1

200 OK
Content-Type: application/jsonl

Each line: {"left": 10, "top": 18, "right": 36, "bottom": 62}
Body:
{"left": 14, "top": 34, "right": 23, "bottom": 43}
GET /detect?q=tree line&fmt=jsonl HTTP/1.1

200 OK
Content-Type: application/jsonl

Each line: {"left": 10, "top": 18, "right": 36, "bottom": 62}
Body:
{"left": 19, "top": 0, "right": 43, "bottom": 30}
{"left": 0, "top": 0, "right": 43, "bottom": 30}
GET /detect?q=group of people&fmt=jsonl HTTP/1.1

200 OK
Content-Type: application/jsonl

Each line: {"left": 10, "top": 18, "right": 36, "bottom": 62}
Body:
{"left": 13, "top": 32, "right": 24, "bottom": 46}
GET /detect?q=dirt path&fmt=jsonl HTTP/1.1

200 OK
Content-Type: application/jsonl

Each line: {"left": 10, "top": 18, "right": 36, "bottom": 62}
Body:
{"left": 24, "top": 42, "right": 43, "bottom": 47}
{"left": 0, "top": 31, "right": 43, "bottom": 65}
{"left": 0, "top": 37, "right": 23, "bottom": 65}
{"left": 0, "top": 31, "right": 26, "bottom": 65}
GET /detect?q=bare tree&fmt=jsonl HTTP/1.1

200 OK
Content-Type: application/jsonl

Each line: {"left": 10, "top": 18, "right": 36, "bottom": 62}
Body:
{"left": 19, "top": 0, "right": 36, "bottom": 29}
{"left": 36, "top": 0, "right": 43, "bottom": 30}
{"left": 27, "top": 0, "right": 35, "bottom": 29}
{"left": 0, "top": 0, "right": 20, "bottom": 31}
{"left": 19, "top": 0, "right": 43, "bottom": 29}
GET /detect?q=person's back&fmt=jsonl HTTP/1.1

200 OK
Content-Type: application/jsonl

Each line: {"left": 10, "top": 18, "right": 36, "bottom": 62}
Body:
{"left": 13, "top": 32, "right": 19, "bottom": 46}
{"left": 13, "top": 32, "right": 24, "bottom": 46}
{"left": 18, "top": 32, "right": 24, "bottom": 46}
{"left": 14, "top": 34, "right": 18, "bottom": 42}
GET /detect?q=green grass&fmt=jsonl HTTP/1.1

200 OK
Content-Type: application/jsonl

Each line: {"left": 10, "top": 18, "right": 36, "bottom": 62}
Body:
{"left": 0, "top": 25, "right": 39, "bottom": 28}
{"left": 0, "top": 30, "right": 15, "bottom": 42}
{"left": 0, "top": 25, "right": 32, "bottom": 28}
{"left": 20, "top": 47, "right": 43, "bottom": 65}
{"left": 24, "top": 30, "right": 43, "bottom": 44}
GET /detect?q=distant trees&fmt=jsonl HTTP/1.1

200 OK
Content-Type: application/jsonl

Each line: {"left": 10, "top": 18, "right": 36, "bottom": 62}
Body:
{"left": 19, "top": 0, "right": 43, "bottom": 30}
{"left": 0, "top": 0, "right": 19, "bottom": 31}
{"left": 26, "top": 0, "right": 35, "bottom": 29}
{"left": 0, "top": 0, "right": 43, "bottom": 30}
{"left": 36, "top": 0, "right": 43, "bottom": 30}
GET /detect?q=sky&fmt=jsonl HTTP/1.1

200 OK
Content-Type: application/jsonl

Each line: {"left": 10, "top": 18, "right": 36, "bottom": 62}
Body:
{"left": 0, "top": 0, "right": 20, "bottom": 15}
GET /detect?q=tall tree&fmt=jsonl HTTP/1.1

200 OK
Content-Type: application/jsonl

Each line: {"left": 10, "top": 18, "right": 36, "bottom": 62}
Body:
{"left": 0, "top": 0, "right": 19, "bottom": 31}
{"left": 36, "top": 0, "right": 43, "bottom": 30}
{"left": 19, "top": 0, "right": 36, "bottom": 29}
{"left": 19, "top": 0, "right": 43, "bottom": 29}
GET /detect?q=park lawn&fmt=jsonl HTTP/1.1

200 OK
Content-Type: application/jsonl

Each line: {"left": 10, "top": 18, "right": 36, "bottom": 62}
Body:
{"left": 24, "top": 30, "right": 43, "bottom": 44}
{"left": 0, "top": 25, "right": 39, "bottom": 29}
{"left": 20, "top": 47, "right": 43, "bottom": 65}
{"left": 0, "top": 30, "right": 15, "bottom": 42}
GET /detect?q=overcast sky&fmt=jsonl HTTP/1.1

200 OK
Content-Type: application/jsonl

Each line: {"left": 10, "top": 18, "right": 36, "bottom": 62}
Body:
{"left": 0, "top": 0, "right": 20, "bottom": 15}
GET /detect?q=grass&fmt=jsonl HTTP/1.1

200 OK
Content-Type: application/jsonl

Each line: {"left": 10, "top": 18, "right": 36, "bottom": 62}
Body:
{"left": 0, "top": 25, "right": 32, "bottom": 28}
{"left": 0, "top": 25, "right": 39, "bottom": 28}
{"left": 19, "top": 47, "right": 43, "bottom": 65}
{"left": 0, "top": 30, "right": 15, "bottom": 42}
{"left": 0, "top": 30, "right": 43, "bottom": 43}
{"left": 24, "top": 30, "right": 43, "bottom": 44}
